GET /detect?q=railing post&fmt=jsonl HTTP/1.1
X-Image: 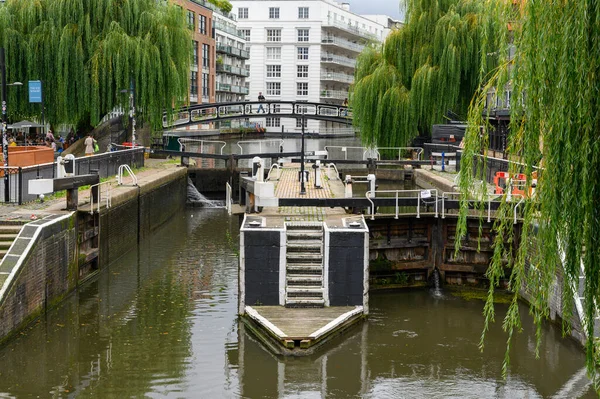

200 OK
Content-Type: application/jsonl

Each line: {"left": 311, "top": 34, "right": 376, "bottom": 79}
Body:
{"left": 17, "top": 167, "right": 22, "bottom": 205}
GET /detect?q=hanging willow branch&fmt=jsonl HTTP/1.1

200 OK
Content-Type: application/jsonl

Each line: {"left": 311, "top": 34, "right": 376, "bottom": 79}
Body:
{"left": 0, "top": 0, "right": 191, "bottom": 130}
{"left": 458, "top": 0, "right": 600, "bottom": 383}
{"left": 351, "top": 0, "right": 492, "bottom": 147}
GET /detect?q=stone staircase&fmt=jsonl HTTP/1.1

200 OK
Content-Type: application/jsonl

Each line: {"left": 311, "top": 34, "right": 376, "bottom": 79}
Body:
{"left": 0, "top": 224, "right": 23, "bottom": 261}
{"left": 285, "top": 223, "right": 325, "bottom": 308}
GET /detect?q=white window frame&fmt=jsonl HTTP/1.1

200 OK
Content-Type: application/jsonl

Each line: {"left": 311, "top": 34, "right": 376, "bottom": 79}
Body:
{"left": 297, "top": 65, "right": 309, "bottom": 78}
{"left": 238, "top": 8, "right": 248, "bottom": 19}
{"left": 269, "top": 7, "right": 280, "bottom": 19}
{"left": 266, "top": 47, "right": 281, "bottom": 60}
{"left": 298, "top": 7, "right": 309, "bottom": 19}
{"left": 296, "top": 82, "right": 308, "bottom": 96}
{"left": 297, "top": 29, "right": 309, "bottom": 42}
{"left": 266, "top": 65, "right": 281, "bottom": 78}
{"left": 238, "top": 29, "right": 250, "bottom": 41}
{"left": 266, "top": 117, "right": 281, "bottom": 127}
{"left": 266, "top": 82, "right": 281, "bottom": 96}
{"left": 266, "top": 29, "right": 281, "bottom": 42}
{"left": 296, "top": 118, "right": 307, "bottom": 128}
{"left": 297, "top": 47, "right": 309, "bottom": 60}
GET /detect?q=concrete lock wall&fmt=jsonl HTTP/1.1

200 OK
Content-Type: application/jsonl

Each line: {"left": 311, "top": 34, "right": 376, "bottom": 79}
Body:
{"left": 0, "top": 214, "right": 78, "bottom": 344}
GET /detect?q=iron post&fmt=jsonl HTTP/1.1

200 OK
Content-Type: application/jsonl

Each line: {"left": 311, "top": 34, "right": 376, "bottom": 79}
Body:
{"left": 1, "top": 48, "right": 8, "bottom": 202}
{"left": 300, "top": 108, "right": 306, "bottom": 195}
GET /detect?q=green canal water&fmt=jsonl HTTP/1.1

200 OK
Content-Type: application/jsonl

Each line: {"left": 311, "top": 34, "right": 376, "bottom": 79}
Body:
{"left": 0, "top": 208, "right": 594, "bottom": 398}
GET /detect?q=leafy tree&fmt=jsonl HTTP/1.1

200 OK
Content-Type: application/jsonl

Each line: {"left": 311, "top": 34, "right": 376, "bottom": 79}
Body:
{"left": 351, "top": 0, "right": 491, "bottom": 148}
{"left": 0, "top": 0, "right": 191, "bottom": 130}
{"left": 458, "top": 0, "right": 600, "bottom": 383}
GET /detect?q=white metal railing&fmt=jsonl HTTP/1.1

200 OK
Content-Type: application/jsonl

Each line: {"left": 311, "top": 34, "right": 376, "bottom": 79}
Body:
{"left": 117, "top": 164, "right": 138, "bottom": 186}
{"left": 375, "top": 147, "right": 424, "bottom": 161}
{"left": 320, "top": 71, "right": 354, "bottom": 84}
{"left": 321, "top": 36, "right": 365, "bottom": 53}
{"left": 98, "top": 106, "right": 125, "bottom": 126}
{"left": 326, "top": 163, "right": 341, "bottom": 180}
{"left": 366, "top": 189, "right": 439, "bottom": 220}
{"left": 323, "top": 18, "right": 379, "bottom": 40}
{"left": 225, "top": 182, "right": 232, "bottom": 215}
{"left": 89, "top": 181, "right": 112, "bottom": 214}
{"left": 178, "top": 138, "right": 227, "bottom": 155}
{"left": 324, "top": 146, "right": 373, "bottom": 161}
{"left": 319, "top": 89, "right": 350, "bottom": 100}
{"left": 266, "top": 163, "right": 281, "bottom": 181}
{"left": 320, "top": 53, "right": 357, "bottom": 68}
{"left": 440, "top": 191, "right": 523, "bottom": 224}
{"left": 237, "top": 139, "right": 284, "bottom": 155}
{"left": 318, "top": 127, "right": 357, "bottom": 135}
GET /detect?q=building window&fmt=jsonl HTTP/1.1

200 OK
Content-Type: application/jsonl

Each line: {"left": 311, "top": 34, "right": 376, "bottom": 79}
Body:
{"left": 266, "top": 47, "right": 281, "bottom": 60}
{"left": 187, "top": 11, "right": 195, "bottom": 30}
{"left": 298, "top": 7, "right": 309, "bottom": 19}
{"left": 266, "top": 117, "right": 281, "bottom": 127}
{"left": 269, "top": 7, "right": 280, "bottom": 19}
{"left": 297, "top": 29, "right": 309, "bottom": 42}
{"left": 266, "top": 29, "right": 281, "bottom": 42}
{"left": 239, "top": 29, "right": 250, "bottom": 41}
{"left": 202, "top": 44, "right": 210, "bottom": 68}
{"left": 266, "top": 82, "right": 281, "bottom": 96}
{"left": 297, "top": 47, "right": 309, "bottom": 60}
{"left": 238, "top": 8, "right": 248, "bottom": 19}
{"left": 202, "top": 73, "right": 209, "bottom": 97}
{"left": 296, "top": 118, "right": 307, "bottom": 128}
{"left": 192, "top": 41, "right": 199, "bottom": 66}
{"left": 190, "top": 71, "right": 198, "bottom": 95}
{"left": 267, "top": 65, "right": 281, "bottom": 78}
{"left": 297, "top": 82, "right": 308, "bottom": 96}
{"left": 297, "top": 65, "right": 308, "bottom": 78}
{"left": 200, "top": 15, "right": 207, "bottom": 35}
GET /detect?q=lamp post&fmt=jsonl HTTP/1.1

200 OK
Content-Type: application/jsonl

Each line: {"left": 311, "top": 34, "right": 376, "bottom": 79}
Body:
{"left": 0, "top": 47, "right": 23, "bottom": 202}
{"left": 120, "top": 79, "right": 136, "bottom": 145}
{"left": 299, "top": 106, "right": 306, "bottom": 195}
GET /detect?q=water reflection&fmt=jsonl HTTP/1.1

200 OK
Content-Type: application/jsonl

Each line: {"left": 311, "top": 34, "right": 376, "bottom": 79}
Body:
{"left": 0, "top": 208, "right": 594, "bottom": 398}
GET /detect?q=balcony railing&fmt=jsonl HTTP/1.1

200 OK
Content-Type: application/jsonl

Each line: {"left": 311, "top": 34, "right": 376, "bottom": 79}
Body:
{"left": 216, "top": 43, "right": 250, "bottom": 59}
{"left": 321, "top": 36, "right": 365, "bottom": 53}
{"left": 216, "top": 63, "right": 250, "bottom": 77}
{"left": 216, "top": 83, "right": 249, "bottom": 94}
{"left": 320, "top": 53, "right": 356, "bottom": 68}
{"left": 320, "top": 71, "right": 353, "bottom": 84}
{"left": 323, "top": 18, "right": 379, "bottom": 40}
{"left": 213, "top": 20, "right": 246, "bottom": 40}
{"left": 320, "top": 89, "right": 349, "bottom": 100}
{"left": 190, "top": 0, "right": 237, "bottom": 21}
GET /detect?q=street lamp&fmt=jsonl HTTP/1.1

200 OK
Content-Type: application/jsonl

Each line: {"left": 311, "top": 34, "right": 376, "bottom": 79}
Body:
{"left": 299, "top": 106, "right": 306, "bottom": 195}
{"left": 120, "top": 79, "right": 136, "bottom": 146}
{"left": 1, "top": 47, "right": 23, "bottom": 202}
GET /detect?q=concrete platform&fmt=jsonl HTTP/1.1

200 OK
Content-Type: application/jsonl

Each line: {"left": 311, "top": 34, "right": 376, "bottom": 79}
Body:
{"left": 243, "top": 305, "right": 364, "bottom": 355}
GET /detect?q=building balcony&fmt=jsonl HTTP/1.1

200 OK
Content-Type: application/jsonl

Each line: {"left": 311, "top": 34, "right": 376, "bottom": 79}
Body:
{"left": 216, "top": 82, "right": 249, "bottom": 94}
{"left": 322, "top": 18, "right": 379, "bottom": 41}
{"left": 321, "top": 36, "right": 365, "bottom": 54}
{"left": 320, "top": 71, "right": 353, "bottom": 84}
{"left": 216, "top": 43, "right": 250, "bottom": 59}
{"left": 213, "top": 20, "right": 246, "bottom": 40}
{"left": 319, "top": 89, "right": 348, "bottom": 100}
{"left": 216, "top": 63, "right": 250, "bottom": 77}
{"left": 190, "top": 0, "right": 237, "bottom": 21}
{"left": 320, "top": 53, "right": 356, "bottom": 69}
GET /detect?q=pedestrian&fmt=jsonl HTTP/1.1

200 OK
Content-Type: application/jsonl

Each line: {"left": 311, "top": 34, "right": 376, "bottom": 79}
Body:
{"left": 46, "top": 129, "right": 55, "bottom": 142}
{"left": 342, "top": 98, "right": 349, "bottom": 116}
{"left": 84, "top": 133, "right": 95, "bottom": 156}
{"left": 257, "top": 92, "right": 266, "bottom": 113}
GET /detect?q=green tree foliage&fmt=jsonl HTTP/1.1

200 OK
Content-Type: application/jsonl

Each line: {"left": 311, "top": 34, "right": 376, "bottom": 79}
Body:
{"left": 352, "top": 0, "right": 490, "bottom": 148}
{"left": 0, "top": 0, "right": 191, "bottom": 130}
{"left": 458, "top": 0, "right": 600, "bottom": 382}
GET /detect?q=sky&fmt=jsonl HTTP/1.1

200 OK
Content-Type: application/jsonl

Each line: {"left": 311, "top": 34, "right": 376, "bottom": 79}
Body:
{"left": 343, "top": 0, "right": 405, "bottom": 21}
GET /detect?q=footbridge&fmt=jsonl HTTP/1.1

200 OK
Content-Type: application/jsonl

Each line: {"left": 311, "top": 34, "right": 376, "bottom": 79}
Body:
{"left": 162, "top": 101, "right": 352, "bottom": 129}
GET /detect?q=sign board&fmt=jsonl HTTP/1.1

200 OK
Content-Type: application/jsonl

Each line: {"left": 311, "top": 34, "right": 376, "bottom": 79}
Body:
{"left": 29, "top": 80, "right": 42, "bottom": 103}
{"left": 421, "top": 190, "right": 432, "bottom": 199}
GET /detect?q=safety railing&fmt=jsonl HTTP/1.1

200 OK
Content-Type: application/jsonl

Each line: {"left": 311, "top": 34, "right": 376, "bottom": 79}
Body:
{"left": 441, "top": 191, "right": 523, "bottom": 224}
{"left": 237, "top": 139, "right": 284, "bottom": 155}
{"left": 117, "top": 164, "right": 138, "bottom": 186}
{"left": 225, "top": 182, "right": 232, "bottom": 215}
{"left": 266, "top": 163, "right": 281, "bottom": 181}
{"left": 326, "top": 163, "right": 341, "bottom": 180}
{"left": 324, "top": 146, "right": 374, "bottom": 161}
{"left": 365, "top": 189, "right": 439, "bottom": 220}
{"left": 375, "top": 147, "right": 424, "bottom": 161}
{"left": 178, "top": 138, "right": 227, "bottom": 155}
{"left": 89, "top": 181, "right": 112, "bottom": 214}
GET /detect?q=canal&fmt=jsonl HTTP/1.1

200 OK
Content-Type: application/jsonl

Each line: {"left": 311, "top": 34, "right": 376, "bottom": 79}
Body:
{"left": 0, "top": 207, "right": 594, "bottom": 398}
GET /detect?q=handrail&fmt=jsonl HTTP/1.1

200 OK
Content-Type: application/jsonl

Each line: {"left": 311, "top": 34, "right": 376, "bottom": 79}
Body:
{"left": 324, "top": 145, "right": 370, "bottom": 161}
{"left": 326, "top": 163, "right": 340, "bottom": 180}
{"left": 89, "top": 181, "right": 112, "bottom": 214}
{"left": 266, "top": 163, "right": 281, "bottom": 181}
{"left": 117, "top": 164, "right": 138, "bottom": 186}
{"left": 225, "top": 182, "right": 232, "bottom": 215}
{"left": 237, "top": 139, "right": 284, "bottom": 155}
{"left": 441, "top": 191, "right": 521, "bottom": 223}
{"left": 177, "top": 138, "right": 227, "bottom": 155}
{"left": 375, "top": 147, "right": 424, "bottom": 161}
{"left": 366, "top": 189, "right": 439, "bottom": 220}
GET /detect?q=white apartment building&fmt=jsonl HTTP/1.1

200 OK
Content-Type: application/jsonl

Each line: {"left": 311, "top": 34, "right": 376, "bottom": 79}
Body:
{"left": 214, "top": 13, "right": 250, "bottom": 103}
{"left": 231, "top": 0, "right": 387, "bottom": 133}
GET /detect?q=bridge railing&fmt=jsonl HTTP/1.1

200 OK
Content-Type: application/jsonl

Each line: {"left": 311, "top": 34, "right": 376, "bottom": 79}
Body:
{"left": 366, "top": 189, "right": 439, "bottom": 220}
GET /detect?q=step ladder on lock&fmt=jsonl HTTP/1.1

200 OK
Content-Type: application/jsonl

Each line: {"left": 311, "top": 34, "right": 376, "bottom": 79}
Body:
{"left": 285, "top": 223, "right": 325, "bottom": 308}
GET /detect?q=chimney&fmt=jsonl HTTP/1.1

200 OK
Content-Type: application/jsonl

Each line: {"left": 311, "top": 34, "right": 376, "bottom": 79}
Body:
{"left": 341, "top": 3, "right": 350, "bottom": 11}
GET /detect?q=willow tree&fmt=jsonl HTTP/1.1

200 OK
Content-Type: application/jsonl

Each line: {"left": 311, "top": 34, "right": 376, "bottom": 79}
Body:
{"left": 0, "top": 0, "right": 191, "bottom": 130}
{"left": 351, "top": 0, "right": 491, "bottom": 148}
{"left": 457, "top": 0, "right": 600, "bottom": 382}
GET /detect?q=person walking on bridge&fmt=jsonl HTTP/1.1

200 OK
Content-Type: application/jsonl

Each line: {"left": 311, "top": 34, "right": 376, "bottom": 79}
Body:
{"left": 257, "top": 92, "right": 266, "bottom": 113}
